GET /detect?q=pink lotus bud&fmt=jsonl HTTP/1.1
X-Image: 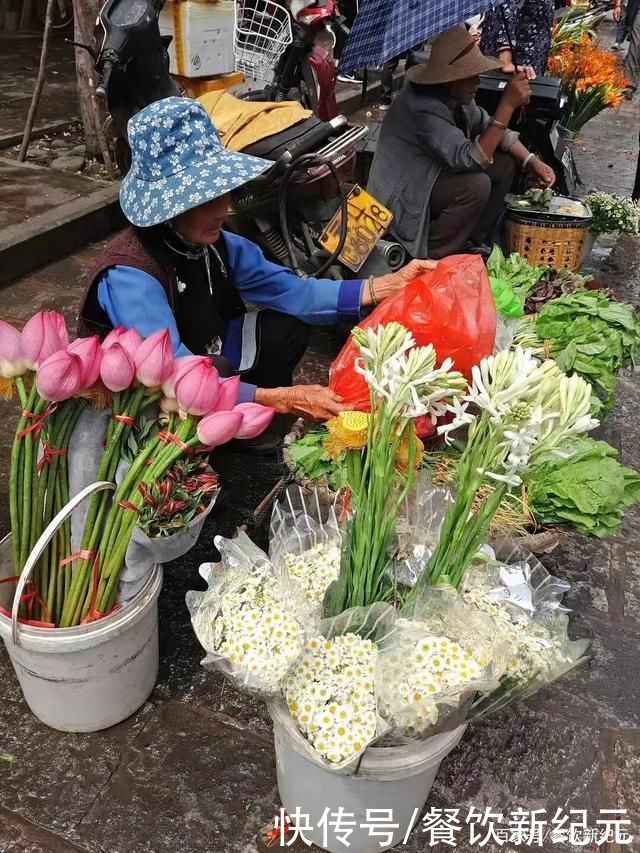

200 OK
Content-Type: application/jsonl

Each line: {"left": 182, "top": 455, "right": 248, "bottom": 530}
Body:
{"left": 135, "top": 329, "right": 174, "bottom": 388}
{"left": 37, "top": 350, "right": 84, "bottom": 401}
{"left": 173, "top": 357, "right": 220, "bottom": 416}
{"left": 67, "top": 337, "right": 102, "bottom": 389}
{"left": 196, "top": 411, "right": 243, "bottom": 449}
{"left": 21, "top": 311, "right": 69, "bottom": 369}
{"left": 162, "top": 355, "right": 202, "bottom": 399}
{"left": 100, "top": 341, "right": 135, "bottom": 392}
{"left": 216, "top": 375, "right": 241, "bottom": 411}
{"left": 233, "top": 402, "right": 275, "bottom": 439}
{"left": 0, "top": 319, "right": 28, "bottom": 378}
{"left": 104, "top": 326, "right": 143, "bottom": 362}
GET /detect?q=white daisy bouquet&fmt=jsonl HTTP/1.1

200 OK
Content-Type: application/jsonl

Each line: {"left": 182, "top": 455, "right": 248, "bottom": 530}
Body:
{"left": 376, "top": 589, "right": 509, "bottom": 742}
{"left": 281, "top": 604, "right": 394, "bottom": 769}
{"left": 461, "top": 557, "right": 590, "bottom": 719}
{"left": 588, "top": 191, "right": 640, "bottom": 236}
{"left": 187, "top": 532, "right": 313, "bottom": 697}
{"left": 406, "top": 347, "right": 599, "bottom": 598}
{"left": 269, "top": 486, "right": 342, "bottom": 606}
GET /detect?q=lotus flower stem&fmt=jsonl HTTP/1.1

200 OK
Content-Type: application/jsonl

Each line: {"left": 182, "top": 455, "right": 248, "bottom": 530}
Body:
{"left": 9, "top": 382, "right": 37, "bottom": 575}
{"left": 59, "top": 385, "right": 149, "bottom": 627}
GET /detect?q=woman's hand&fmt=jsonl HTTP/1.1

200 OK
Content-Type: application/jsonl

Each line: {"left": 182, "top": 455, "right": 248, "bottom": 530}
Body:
{"left": 502, "top": 62, "right": 536, "bottom": 80}
{"left": 527, "top": 157, "right": 556, "bottom": 188}
{"left": 614, "top": 3, "right": 623, "bottom": 22}
{"left": 362, "top": 258, "right": 437, "bottom": 306}
{"left": 255, "top": 384, "right": 346, "bottom": 421}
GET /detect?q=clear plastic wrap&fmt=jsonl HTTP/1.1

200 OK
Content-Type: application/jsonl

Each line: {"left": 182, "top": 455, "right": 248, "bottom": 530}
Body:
{"left": 269, "top": 485, "right": 342, "bottom": 606}
{"left": 394, "top": 470, "right": 454, "bottom": 588}
{"left": 376, "top": 588, "right": 509, "bottom": 743}
{"left": 279, "top": 603, "right": 395, "bottom": 772}
{"left": 461, "top": 551, "right": 591, "bottom": 720}
{"left": 186, "top": 532, "right": 314, "bottom": 698}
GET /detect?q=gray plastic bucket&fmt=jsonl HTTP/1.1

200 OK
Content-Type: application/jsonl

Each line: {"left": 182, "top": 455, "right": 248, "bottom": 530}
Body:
{"left": 270, "top": 700, "right": 466, "bottom": 853}
{"left": 0, "top": 482, "right": 162, "bottom": 732}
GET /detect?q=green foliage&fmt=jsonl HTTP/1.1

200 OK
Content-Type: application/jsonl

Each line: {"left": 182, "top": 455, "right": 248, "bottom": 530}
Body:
{"left": 524, "top": 438, "right": 640, "bottom": 537}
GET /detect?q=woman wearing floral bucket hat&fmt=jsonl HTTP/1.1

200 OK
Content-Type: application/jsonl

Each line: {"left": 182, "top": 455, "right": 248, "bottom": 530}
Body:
{"left": 79, "top": 97, "right": 433, "bottom": 423}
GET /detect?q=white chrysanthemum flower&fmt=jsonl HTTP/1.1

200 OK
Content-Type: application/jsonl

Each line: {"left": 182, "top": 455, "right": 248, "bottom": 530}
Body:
{"left": 282, "top": 542, "right": 341, "bottom": 604}
{"left": 193, "top": 567, "right": 305, "bottom": 694}
{"left": 378, "top": 619, "right": 489, "bottom": 739}
{"left": 285, "top": 633, "right": 378, "bottom": 765}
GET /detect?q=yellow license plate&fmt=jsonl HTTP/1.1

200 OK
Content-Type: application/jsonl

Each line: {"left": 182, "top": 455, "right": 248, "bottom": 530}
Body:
{"left": 319, "top": 187, "right": 393, "bottom": 273}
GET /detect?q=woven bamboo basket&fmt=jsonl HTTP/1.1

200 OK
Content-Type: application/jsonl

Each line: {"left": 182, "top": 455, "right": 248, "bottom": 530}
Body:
{"left": 506, "top": 210, "right": 592, "bottom": 272}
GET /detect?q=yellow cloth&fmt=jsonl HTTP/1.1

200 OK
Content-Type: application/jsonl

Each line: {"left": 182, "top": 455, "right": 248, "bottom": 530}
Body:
{"left": 198, "top": 91, "right": 312, "bottom": 152}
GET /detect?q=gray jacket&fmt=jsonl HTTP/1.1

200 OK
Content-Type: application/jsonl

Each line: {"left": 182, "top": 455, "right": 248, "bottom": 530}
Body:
{"left": 367, "top": 84, "right": 519, "bottom": 258}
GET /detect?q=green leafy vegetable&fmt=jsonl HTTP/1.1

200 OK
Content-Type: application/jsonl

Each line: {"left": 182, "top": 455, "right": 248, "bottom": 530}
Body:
{"left": 287, "top": 429, "right": 347, "bottom": 492}
{"left": 487, "top": 246, "right": 546, "bottom": 317}
{"left": 534, "top": 290, "right": 640, "bottom": 410}
{"left": 524, "top": 437, "right": 640, "bottom": 537}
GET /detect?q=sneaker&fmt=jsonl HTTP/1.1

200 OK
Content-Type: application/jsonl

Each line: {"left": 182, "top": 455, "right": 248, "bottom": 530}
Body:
{"left": 337, "top": 71, "right": 364, "bottom": 84}
{"left": 624, "top": 85, "right": 637, "bottom": 100}
{"left": 378, "top": 98, "right": 392, "bottom": 111}
{"left": 612, "top": 42, "right": 622, "bottom": 51}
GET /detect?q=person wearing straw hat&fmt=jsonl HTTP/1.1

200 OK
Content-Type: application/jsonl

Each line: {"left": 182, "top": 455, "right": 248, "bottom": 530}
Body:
{"left": 79, "top": 97, "right": 433, "bottom": 424}
{"left": 367, "top": 25, "right": 556, "bottom": 260}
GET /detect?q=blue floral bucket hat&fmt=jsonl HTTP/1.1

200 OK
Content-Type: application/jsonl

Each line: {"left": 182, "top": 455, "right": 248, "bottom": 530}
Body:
{"left": 120, "top": 97, "right": 271, "bottom": 228}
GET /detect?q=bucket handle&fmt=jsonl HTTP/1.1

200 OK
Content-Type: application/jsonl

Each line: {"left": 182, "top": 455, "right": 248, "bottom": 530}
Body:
{"left": 11, "top": 481, "right": 115, "bottom": 646}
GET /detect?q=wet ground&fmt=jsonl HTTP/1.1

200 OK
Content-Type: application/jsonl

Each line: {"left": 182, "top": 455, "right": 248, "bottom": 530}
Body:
{"left": 2, "top": 26, "right": 640, "bottom": 853}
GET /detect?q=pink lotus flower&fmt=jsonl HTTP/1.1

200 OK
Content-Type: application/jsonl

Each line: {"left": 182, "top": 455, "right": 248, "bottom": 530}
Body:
{"left": 196, "top": 411, "right": 243, "bottom": 449}
{"left": 0, "top": 319, "right": 27, "bottom": 378}
{"left": 135, "top": 330, "right": 174, "bottom": 388}
{"left": 67, "top": 337, "right": 102, "bottom": 389}
{"left": 233, "top": 402, "right": 275, "bottom": 439}
{"left": 103, "top": 326, "right": 142, "bottom": 362}
{"left": 100, "top": 341, "right": 135, "bottom": 392}
{"left": 173, "top": 357, "right": 220, "bottom": 416}
{"left": 21, "top": 311, "right": 69, "bottom": 369}
{"left": 37, "top": 350, "right": 84, "bottom": 401}
{"left": 162, "top": 355, "right": 202, "bottom": 399}
{"left": 216, "top": 375, "right": 241, "bottom": 411}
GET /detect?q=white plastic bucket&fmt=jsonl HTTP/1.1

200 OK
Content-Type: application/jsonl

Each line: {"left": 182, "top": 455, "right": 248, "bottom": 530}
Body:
{"left": 0, "top": 483, "right": 162, "bottom": 732}
{"left": 270, "top": 700, "right": 466, "bottom": 853}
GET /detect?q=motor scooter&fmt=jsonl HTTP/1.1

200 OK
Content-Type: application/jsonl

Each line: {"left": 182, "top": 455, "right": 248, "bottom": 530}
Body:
{"left": 234, "top": 0, "right": 349, "bottom": 120}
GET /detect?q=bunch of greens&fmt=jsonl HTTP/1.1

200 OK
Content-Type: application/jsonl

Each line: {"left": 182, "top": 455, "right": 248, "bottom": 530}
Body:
{"left": 587, "top": 192, "right": 640, "bottom": 236}
{"left": 524, "top": 268, "right": 598, "bottom": 314}
{"left": 534, "top": 290, "right": 640, "bottom": 411}
{"left": 510, "top": 188, "right": 554, "bottom": 212}
{"left": 524, "top": 438, "right": 640, "bottom": 537}
{"left": 487, "top": 246, "right": 546, "bottom": 317}
{"left": 286, "top": 428, "right": 348, "bottom": 492}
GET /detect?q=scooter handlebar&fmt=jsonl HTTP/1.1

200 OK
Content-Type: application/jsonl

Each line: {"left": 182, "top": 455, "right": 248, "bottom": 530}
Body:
{"left": 96, "top": 59, "right": 115, "bottom": 99}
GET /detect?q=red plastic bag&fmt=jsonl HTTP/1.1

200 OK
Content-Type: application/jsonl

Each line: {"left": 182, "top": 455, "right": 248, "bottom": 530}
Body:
{"left": 329, "top": 255, "right": 497, "bottom": 412}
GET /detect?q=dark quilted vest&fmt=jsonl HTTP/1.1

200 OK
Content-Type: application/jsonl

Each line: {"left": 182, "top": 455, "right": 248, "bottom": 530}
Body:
{"left": 78, "top": 227, "right": 246, "bottom": 355}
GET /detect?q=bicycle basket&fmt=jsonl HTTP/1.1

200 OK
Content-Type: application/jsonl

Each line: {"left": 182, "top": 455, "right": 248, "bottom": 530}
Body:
{"left": 233, "top": 0, "right": 293, "bottom": 81}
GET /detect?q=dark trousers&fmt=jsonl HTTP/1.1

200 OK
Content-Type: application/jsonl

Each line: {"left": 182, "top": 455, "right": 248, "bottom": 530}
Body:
{"left": 212, "top": 310, "right": 309, "bottom": 387}
{"left": 428, "top": 151, "right": 516, "bottom": 259}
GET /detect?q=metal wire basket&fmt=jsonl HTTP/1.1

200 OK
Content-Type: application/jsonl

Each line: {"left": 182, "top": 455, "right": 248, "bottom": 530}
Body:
{"left": 233, "top": 0, "right": 293, "bottom": 81}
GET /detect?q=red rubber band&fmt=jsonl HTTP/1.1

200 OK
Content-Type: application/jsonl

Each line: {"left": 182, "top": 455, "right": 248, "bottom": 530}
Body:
{"left": 158, "top": 430, "right": 193, "bottom": 455}
{"left": 81, "top": 555, "right": 109, "bottom": 624}
{"left": 37, "top": 442, "right": 68, "bottom": 472}
{"left": 59, "top": 549, "right": 96, "bottom": 567}
{"left": 17, "top": 404, "right": 57, "bottom": 439}
{"left": 112, "top": 414, "right": 136, "bottom": 426}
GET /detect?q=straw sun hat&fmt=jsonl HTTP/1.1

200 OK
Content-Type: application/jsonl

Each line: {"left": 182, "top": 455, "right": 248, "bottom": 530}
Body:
{"left": 407, "top": 25, "right": 501, "bottom": 86}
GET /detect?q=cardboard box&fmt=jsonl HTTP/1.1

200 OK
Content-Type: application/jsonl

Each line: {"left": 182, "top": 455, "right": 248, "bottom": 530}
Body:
{"left": 173, "top": 71, "right": 245, "bottom": 98}
{"left": 159, "top": 0, "right": 236, "bottom": 79}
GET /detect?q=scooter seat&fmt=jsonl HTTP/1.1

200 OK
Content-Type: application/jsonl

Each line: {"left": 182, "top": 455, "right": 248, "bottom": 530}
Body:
{"left": 241, "top": 116, "right": 337, "bottom": 162}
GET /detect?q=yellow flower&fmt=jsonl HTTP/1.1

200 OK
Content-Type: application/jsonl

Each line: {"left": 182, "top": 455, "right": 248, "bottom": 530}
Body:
{"left": 324, "top": 410, "right": 369, "bottom": 460}
{"left": 395, "top": 423, "right": 424, "bottom": 473}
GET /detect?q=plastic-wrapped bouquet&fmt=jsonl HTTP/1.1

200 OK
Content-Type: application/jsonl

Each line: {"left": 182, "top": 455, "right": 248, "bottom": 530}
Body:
{"left": 587, "top": 191, "right": 640, "bottom": 236}
{"left": 188, "top": 533, "right": 309, "bottom": 696}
